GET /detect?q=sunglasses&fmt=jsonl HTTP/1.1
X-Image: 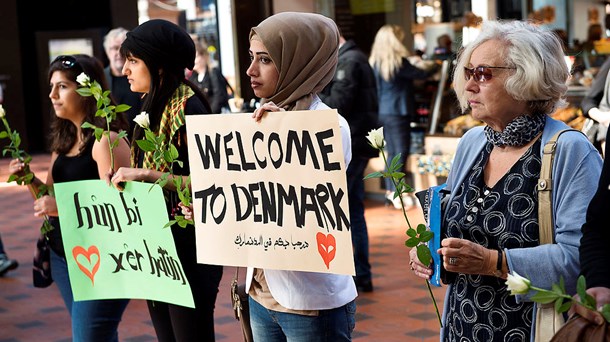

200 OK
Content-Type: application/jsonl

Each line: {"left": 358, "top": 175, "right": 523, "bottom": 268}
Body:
{"left": 53, "top": 55, "right": 78, "bottom": 69}
{"left": 464, "top": 66, "right": 516, "bottom": 82}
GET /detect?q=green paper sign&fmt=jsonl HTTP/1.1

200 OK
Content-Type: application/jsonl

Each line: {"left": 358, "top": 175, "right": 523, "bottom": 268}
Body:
{"left": 54, "top": 180, "right": 194, "bottom": 308}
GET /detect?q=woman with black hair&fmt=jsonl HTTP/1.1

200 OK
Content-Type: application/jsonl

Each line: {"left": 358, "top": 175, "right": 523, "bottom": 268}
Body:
{"left": 108, "top": 19, "right": 223, "bottom": 341}
{"left": 9, "top": 54, "right": 131, "bottom": 341}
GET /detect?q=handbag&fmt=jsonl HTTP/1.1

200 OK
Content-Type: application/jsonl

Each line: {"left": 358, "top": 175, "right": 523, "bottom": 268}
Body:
{"left": 550, "top": 314, "right": 610, "bottom": 341}
{"left": 32, "top": 231, "right": 53, "bottom": 288}
{"left": 535, "top": 129, "right": 577, "bottom": 342}
{"left": 230, "top": 267, "right": 253, "bottom": 342}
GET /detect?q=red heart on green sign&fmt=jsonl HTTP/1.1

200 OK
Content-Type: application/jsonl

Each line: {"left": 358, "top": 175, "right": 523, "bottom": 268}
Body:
{"left": 316, "top": 232, "right": 336, "bottom": 269}
{"left": 72, "top": 245, "right": 101, "bottom": 285}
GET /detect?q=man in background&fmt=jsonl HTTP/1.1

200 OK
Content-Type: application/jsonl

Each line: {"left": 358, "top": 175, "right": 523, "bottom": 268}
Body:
{"left": 320, "top": 32, "right": 379, "bottom": 292}
{"left": 103, "top": 27, "right": 142, "bottom": 139}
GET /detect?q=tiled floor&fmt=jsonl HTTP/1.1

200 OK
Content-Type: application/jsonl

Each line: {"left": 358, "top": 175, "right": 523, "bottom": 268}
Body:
{"left": 0, "top": 153, "right": 446, "bottom": 341}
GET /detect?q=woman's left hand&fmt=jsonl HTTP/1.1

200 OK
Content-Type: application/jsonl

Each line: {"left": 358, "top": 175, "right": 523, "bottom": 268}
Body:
{"left": 252, "top": 101, "right": 284, "bottom": 122}
{"left": 409, "top": 246, "right": 433, "bottom": 280}
{"left": 438, "top": 237, "right": 495, "bottom": 275}
{"left": 33, "top": 195, "right": 58, "bottom": 217}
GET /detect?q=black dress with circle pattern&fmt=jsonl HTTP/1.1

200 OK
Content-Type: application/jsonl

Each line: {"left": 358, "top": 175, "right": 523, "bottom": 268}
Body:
{"left": 442, "top": 139, "right": 541, "bottom": 342}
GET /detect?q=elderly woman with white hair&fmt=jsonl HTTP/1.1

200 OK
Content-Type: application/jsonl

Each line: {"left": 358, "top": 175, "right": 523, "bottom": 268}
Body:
{"left": 409, "top": 20, "right": 602, "bottom": 341}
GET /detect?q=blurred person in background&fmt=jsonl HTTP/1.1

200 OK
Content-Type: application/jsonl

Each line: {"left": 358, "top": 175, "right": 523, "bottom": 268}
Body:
{"left": 0, "top": 233, "right": 18, "bottom": 277}
{"left": 103, "top": 27, "right": 142, "bottom": 138}
{"left": 188, "top": 38, "right": 231, "bottom": 114}
{"left": 369, "top": 24, "right": 438, "bottom": 209}
{"left": 320, "top": 31, "right": 379, "bottom": 293}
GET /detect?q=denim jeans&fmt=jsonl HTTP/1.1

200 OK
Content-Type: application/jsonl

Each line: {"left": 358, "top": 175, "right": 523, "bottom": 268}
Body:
{"left": 379, "top": 114, "right": 411, "bottom": 192}
{"left": 346, "top": 156, "right": 372, "bottom": 282}
{"left": 249, "top": 297, "right": 356, "bottom": 342}
{"left": 51, "top": 249, "right": 129, "bottom": 342}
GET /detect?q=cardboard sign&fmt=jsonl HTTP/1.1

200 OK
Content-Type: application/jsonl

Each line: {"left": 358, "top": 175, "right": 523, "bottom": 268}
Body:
{"left": 54, "top": 180, "right": 194, "bottom": 307}
{"left": 186, "top": 110, "right": 355, "bottom": 275}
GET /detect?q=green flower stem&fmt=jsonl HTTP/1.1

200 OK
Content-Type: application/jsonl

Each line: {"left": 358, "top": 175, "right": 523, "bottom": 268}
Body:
{"left": 379, "top": 148, "right": 442, "bottom": 328}
{"left": 2, "top": 114, "right": 53, "bottom": 233}
{"left": 530, "top": 286, "right": 573, "bottom": 301}
{"left": 2, "top": 117, "right": 10, "bottom": 135}
{"left": 426, "top": 278, "right": 443, "bottom": 327}
{"left": 379, "top": 151, "right": 412, "bottom": 229}
{"left": 105, "top": 116, "right": 114, "bottom": 171}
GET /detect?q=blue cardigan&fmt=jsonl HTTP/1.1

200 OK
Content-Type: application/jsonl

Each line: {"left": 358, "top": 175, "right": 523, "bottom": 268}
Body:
{"left": 439, "top": 116, "right": 602, "bottom": 340}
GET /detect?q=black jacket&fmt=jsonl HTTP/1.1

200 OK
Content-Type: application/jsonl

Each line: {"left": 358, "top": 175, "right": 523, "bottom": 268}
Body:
{"left": 188, "top": 66, "right": 230, "bottom": 114}
{"left": 320, "top": 40, "right": 379, "bottom": 159}
{"left": 580, "top": 127, "right": 610, "bottom": 289}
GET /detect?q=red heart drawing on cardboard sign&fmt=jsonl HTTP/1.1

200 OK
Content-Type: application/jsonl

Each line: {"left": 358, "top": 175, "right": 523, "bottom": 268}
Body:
{"left": 316, "top": 232, "right": 336, "bottom": 269}
{"left": 72, "top": 245, "right": 101, "bottom": 286}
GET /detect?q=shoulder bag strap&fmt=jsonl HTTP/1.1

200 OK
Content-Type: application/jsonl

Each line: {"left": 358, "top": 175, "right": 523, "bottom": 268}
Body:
{"left": 535, "top": 129, "right": 578, "bottom": 342}
{"left": 537, "top": 129, "right": 577, "bottom": 245}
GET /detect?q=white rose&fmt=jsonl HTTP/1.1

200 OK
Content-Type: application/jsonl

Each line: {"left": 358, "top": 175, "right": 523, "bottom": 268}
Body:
{"left": 133, "top": 111, "right": 150, "bottom": 129}
{"left": 505, "top": 272, "right": 531, "bottom": 295}
{"left": 76, "top": 72, "right": 90, "bottom": 87}
{"left": 366, "top": 127, "right": 385, "bottom": 149}
{"left": 0, "top": 104, "right": 5, "bottom": 118}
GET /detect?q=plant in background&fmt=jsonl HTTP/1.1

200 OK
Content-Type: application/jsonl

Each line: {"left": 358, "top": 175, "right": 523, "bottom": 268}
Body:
{"left": 364, "top": 127, "right": 442, "bottom": 327}
{"left": 506, "top": 272, "right": 610, "bottom": 322}
{"left": 76, "top": 72, "right": 130, "bottom": 170}
{"left": 0, "top": 104, "right": 53, "bottom": 233}
{"left": 132, "top": 112, "right": 193, "bottom": 228}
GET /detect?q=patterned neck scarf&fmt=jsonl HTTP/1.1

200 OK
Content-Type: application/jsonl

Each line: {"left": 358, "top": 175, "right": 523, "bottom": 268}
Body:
{"left": 131, "top": 83, "right": 193, "bottom": 171}
{"left": 484, "top": 113, "right": 546, "bottom": 147}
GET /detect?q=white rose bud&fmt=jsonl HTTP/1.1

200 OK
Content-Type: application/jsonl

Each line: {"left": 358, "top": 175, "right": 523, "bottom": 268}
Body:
{"left": 0, "top": 104, "right": 5, "bottom": 118}
{"left": 76, "top": 72, "right": 90, "bottom": 87}
{"left": 133, "top": 111, "right": 150, "bottom": 129}
{"left": 366, "top": 127, "right": 385, "bottom": 149}
{"left": 505, "top": 272, "right": 531, "bottom": 295}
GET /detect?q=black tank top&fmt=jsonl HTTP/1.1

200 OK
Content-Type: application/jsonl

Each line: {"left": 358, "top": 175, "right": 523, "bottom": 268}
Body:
{"left": 48, "top": 138, "right": 99, "bottom": 256}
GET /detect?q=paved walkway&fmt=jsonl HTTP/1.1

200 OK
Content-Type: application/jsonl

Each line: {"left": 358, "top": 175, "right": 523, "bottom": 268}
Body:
{"left": 0, "top": 154, "right": 446, "bottom": 341}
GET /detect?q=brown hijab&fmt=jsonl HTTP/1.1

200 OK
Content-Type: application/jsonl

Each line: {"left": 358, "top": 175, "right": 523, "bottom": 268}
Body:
{"left": 250, "top": 12, "right": 339, "bottom": 111}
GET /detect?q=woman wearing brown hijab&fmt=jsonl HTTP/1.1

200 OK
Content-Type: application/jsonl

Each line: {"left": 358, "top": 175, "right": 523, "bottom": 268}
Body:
{"left": 245, "top": 12, "right": 357, "bottom": 341}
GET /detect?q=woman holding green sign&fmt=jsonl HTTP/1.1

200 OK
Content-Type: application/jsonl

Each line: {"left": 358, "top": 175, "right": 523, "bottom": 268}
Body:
{"left": 107, "top": 19, "right": 223, "bottom": 341}
{"left": 9, "top": 54, "right": 131, "bottom": 341}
